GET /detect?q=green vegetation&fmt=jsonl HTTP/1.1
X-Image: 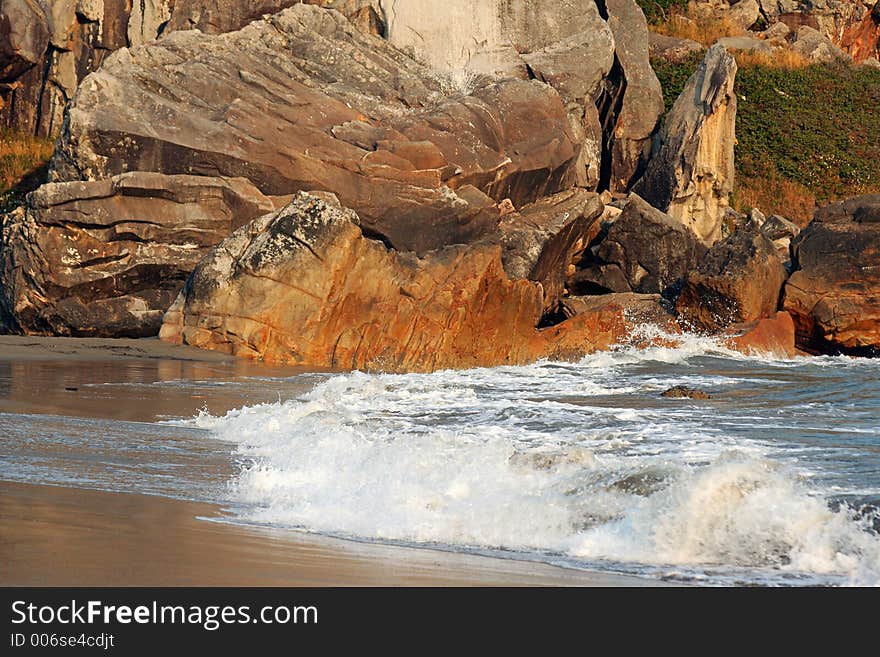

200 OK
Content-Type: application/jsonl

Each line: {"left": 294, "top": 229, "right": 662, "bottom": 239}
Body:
{"left": 636, "top": 0, "right": 689, "bottom": 25}
{"left": 651, "top": 54, "right": 880, "bottom": 223}
{"left": 0, "top": 130, "right": 53, "bottom": 214}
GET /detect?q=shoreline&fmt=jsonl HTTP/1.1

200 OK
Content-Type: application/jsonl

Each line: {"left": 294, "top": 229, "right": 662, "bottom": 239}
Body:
{"left": 0, "top": 335, "right": 674, "bottom": 587}
{"left": 0, "top": 481, "right": 670, "bottom": 587}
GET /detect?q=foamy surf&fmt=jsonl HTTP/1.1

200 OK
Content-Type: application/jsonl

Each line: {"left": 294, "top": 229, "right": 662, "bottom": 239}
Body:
{"left": 185, "top": 336, "right": 880, "bottom": 586}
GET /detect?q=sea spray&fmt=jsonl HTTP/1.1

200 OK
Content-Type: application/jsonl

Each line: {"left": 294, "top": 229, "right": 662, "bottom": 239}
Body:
{"left": 187, "top": 338, "right": 880, "bottom": 585}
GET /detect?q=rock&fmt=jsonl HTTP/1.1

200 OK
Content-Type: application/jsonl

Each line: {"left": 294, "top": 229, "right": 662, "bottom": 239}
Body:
{"left": 662, "top": 385, "right": 711, "bottom": 400}
{"left": 840, "top": 4, "right": 880, "bottom": 63}
{"left": 723, "top": 311, "right": 797, "bottom": 358}
{"left": 758, "top": 0, "right": 802, "bottom": 18}
{"left": 633, "top": 44, "right": 737, "bottom": 246}
{"left": 603, "top": 0, "right": 665, "bottom": 192}
{"left": 716, "top": 35, "right": 775, "bottom": 54}
{"left": 748, "top": 207, "right": 767, "bottom": 227}
{"left": 568, "top": 194, "right": 707, "bottom": 296}
{"left": 792, "top": 26, "right": 851, "bottom": 63}
{"left": 49, "top": 5, "right": 580, "bottom": 254}
{"left": 761, "top": 214, "right": 800, "bottom": 240}
{"left": 727, "top": 0, "right": 761, "bottom": 30}
{"left": 0, "top": 172, "right": 275, "bottom": 336}
{"left": 782, "top": 194, "right": 880, "bottom": 354}
{"left": 647, "top": 32, "right": 704, "bottom": 63}
{"left": 495, "top": 188, "right": 604, "bottom": 314}
{"left": 761, "top": 21, "right": 791, "bottom": 40}
{"left": 1, "top": 0, "right": 385, "bottom": 137}
{"left": 167, "top": 0, "right": 299, "bottom": 34}
{"left": 159, "top": 193, "right": 634, "bottom": 372}
{"left": 676, "top": 221, "right": 788, "bottom": 331}
{"left": 761, "top": 213, "right": 800, "bottom": 259}
{"left": 382, "top": 0, "right": 610, "bottom": 76}
{"left": 0, "top": 0, "right": 50, "bottom": 83}
{"left": 560, "top": 292, "right": 675, "bottom": 327}
{"left": 520, "top": 11, "right": 615, "bottom": 102}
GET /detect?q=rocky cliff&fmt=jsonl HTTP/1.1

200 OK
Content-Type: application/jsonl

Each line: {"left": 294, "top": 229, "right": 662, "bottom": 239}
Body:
{"left": 1, "top": 0, "right": 876, "bottom": 367}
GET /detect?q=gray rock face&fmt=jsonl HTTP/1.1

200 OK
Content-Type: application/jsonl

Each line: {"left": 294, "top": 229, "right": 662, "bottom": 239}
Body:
{"left": 728, "top": 0, "right": 761, "bottom": 29}
{"left": 633, "top": 44, "right": 737, "bottom": 246}
{"left": 0, "top": 172, "right": 276, "bottom": 336}
{"left": 603, "top": 0, "right": 665, "bottom": 193}
{"left": 676, "top": 221, "right": 788, "bottom": 331}
{"left": 381, "top": 0, "right": 609, "bottom": 75}
{"left": 793, "top": 25, "right": 851, "bottom": 63}
{"left": 49, "top": 5, "right": 579, "bottom": 254}
{"left": 568, "top": 194, "right": 707, "bottom": 296}
{"left": 495, "top": 188, "right": 604, "bottom": 313}
{"left": 0, "top": 0, "right": 49, "bottom": 83}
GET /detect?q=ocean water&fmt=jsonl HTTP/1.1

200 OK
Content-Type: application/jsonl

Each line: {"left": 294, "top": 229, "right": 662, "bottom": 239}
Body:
{"left": 2, "top": 334, "right": 879, "bottom": 586}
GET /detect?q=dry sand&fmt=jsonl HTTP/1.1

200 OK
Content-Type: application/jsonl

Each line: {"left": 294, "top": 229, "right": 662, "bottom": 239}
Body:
{"left": 0, "top": 336, "right": 671, "bottom": 587}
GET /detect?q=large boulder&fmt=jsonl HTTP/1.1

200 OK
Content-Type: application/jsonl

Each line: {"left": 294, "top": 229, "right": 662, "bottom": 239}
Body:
{"left": 792, "top": 26, "right": 851, "bottom": 63}
{"left": 676, "top": 221, "right": 788, "bottom": 331}
{"left": 495, "top": 188, "right": 604, "bottom": 314}
{"left": 160, "top": 193, "right": 632, "bottom": 371}
{"left": 633, "top": 44, "right": 737, "bottom": 246}
{"left": 568, "top": 194, "right": 707, "bottom": 296}
{"left": 782, "top": 194, "right": 880, "bottom": 355}
{"left": 48, "top": 5, "right": 580, "bottom": 255}
{"left": 0, "top": 172, "right": 275, "bottom": 336}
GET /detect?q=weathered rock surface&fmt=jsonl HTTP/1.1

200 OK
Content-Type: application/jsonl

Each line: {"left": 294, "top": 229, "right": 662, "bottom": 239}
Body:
{"left": 560, "top": 292, "right": 675, "bottom": 327}
{"left": 783, "top": 194, "right": 880, "bottom": 354}
{"left": 840, "top": 2, "right": 880, "bottom": 62}
{"left": 160, "top": 193, "right": 633, "bottom": 371}
{"left": 633, "top": 44, "right": 737, "bottom": 246}
{"left": 723, "top": 311, "right": 797, "bottom": 358}
{"left": 603, "top": 0, "right": 665, "bottom": 193}
{"left": 0, "top": 172, "right": 275, "bottom": 336}
{"left": 792, "top": 25, "right": 852, "bottom": 62}
{"left": 676, "top": 221, "right": 788, "bottom": 331}
{"left": 728, "top": 0, "right": 761, "bottom": 29}
{"left": 0, "top": 0, "right": 382, "bottom": 136}
{"left": 568, "top": 194, "right": 707, "bottom": 296}
{"left": 760, "top": 213, "right": 801, "bottom": 260}
{"left": 49, "top": 5, "right": 580, "bottom": 254}
{"left": 494, "top": 188, "right": 604, "bottom": 314}
{"left": 0, "top": 0, "right": 49, "bottom": 83}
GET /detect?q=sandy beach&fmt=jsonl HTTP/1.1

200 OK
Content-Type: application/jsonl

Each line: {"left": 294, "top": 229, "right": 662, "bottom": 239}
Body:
{"left": 0, "top": 336, "right": 667, "bottom": 587}
{"left": 0, "top": 480, "right": 665, "bottom": 586}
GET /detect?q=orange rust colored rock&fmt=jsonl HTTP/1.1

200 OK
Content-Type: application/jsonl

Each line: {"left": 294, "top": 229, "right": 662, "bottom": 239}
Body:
{"left": 160, "top": 194, "right": 630, "bottom": 372}
{"left": 724, "top": 312, "right": 797, "bottom": 359}
{"left": 840, "top": 6, "right": 880, "bottom": 62}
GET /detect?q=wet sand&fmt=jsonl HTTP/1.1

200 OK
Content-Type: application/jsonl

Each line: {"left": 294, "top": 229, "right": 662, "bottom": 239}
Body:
{"left": 0, "top": 481, "right": 666, "bottom": 586}
{"left": 0, "top": 336, "right": 671, "bottom": 587}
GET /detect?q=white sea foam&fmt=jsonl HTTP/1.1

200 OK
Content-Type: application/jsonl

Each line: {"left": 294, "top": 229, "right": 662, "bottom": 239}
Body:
{"left": 189, "top": 349, "right": 880, "bottom": 586}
